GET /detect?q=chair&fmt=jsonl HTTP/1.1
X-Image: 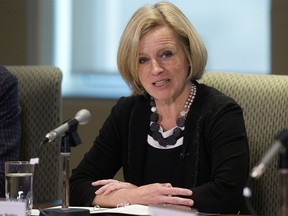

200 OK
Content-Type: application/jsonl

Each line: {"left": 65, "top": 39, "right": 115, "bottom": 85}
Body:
{"left": 6, "top": 65, "right": 62, "bottom": 204}
{"left": 199, "top": 72, "right": 288, "bottom": 216}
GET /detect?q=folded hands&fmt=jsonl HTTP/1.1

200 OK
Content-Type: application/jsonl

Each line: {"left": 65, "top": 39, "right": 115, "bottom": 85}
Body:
{"left": 91, "top": 179, "right": 193, "bottom": 210}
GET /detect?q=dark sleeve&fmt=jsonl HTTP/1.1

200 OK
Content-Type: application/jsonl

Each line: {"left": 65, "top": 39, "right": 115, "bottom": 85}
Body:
{"left": 69, "top": 97, "right": 130, "bottom": 206}
{"left": 192, "top": 95, "right": 249, "bottom": 214}
{"left": 0, "top": 66, "right": 21, "bottom": 198}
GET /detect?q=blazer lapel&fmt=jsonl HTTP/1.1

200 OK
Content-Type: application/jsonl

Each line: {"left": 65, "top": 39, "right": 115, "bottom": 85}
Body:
{"left": 128, "top": 97, "right": 150, "bottom": 185}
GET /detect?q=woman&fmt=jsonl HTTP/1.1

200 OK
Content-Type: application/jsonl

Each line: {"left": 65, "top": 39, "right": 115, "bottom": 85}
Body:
{"left": 69, "top": 2, "right": 249, "bottom": 214}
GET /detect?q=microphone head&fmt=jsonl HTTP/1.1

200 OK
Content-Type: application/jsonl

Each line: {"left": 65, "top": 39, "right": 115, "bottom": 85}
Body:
{"left": 75, "top": 109, "right": 91, "bottom": 125}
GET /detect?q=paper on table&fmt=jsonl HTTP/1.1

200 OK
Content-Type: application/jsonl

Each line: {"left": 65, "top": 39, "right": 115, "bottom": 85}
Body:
{"left": 93, "top": 204, "right": 150, "bottom": 215}
{"left": 32, "top": 204, "right": 201, "bottom": 215}
{"left": 0, "top": 200, "right": 26, "bottom": 216}
{"left": 149, "top": 205, "right": 197, "bottom": 216}
{"left": 31, "top": 207, "right": 96, "bottom": 216}
{"left": 31, "top": 204, "right": 150, "bottom": 215}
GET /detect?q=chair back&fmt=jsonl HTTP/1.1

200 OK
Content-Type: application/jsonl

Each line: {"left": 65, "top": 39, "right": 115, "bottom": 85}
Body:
{"left": 200, "top": 72, "right": 288, "bottom": 216}
{"left": 6, "top": 65, "right": 62, "bottom": 203}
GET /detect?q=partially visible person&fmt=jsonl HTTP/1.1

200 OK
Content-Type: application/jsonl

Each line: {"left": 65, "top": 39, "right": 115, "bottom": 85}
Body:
{"left": 0, "top": 65, "right": 21, "bottom": 197}
{"left": 69, "top": 1, "right": 249, "bottom": 214}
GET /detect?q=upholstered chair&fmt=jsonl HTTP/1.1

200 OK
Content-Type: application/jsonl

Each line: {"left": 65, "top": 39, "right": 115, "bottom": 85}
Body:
{"left": 200, "top": 72, "right": 288, "bottom": 216}
{"left": 7, "top": 65, "right": 62, "bottom": 204}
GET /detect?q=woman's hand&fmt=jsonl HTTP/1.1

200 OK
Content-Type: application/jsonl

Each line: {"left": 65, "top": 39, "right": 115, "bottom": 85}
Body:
{"left": 92, "top": 180, "right": 193, "bottom": 210}
{"left": 92, "top": 179, "right": 137, "bottom": 195}
{"left": 133, "top": 183, "right": 193, "bottom": 210}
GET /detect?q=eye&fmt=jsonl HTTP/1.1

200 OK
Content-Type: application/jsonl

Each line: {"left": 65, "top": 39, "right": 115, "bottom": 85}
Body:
{"left": 161, "top": 50, "right": 173, "bottom": 58}
{"left": 139, "top": 57, "right": 149, "bottom": 64}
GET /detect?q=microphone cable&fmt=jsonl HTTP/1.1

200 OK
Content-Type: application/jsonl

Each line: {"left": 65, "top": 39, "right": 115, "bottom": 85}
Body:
{"left": 30, "top": 136, "right": 62, "bottom": 216}
{"left": 29, "top": 137, "right": 48, "bottom": 215}
{"left": 243, "top": 176, "right": 257, "bottom": 216}
{"left": 29, "top": 137, "right": 49, "bottom": 165}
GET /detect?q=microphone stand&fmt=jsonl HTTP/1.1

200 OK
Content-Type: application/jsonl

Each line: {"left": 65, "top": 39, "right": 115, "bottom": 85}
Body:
{"left": 40, "top": 120, "right": 90, "bottom": 216}
{"left": 243, "top": 129, "right": 288, "bottom": 215}
{"left": 279, "top": 147, "right": 288, "bottom": 216}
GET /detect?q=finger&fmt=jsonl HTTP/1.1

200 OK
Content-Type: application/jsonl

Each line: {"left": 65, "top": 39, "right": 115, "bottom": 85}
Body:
{"left": 166, "top": 187, "right": 193, "bottom": 197}
{"left": 165, "top": 196, "right": 194, "bottom": 207}
{"left": 96, "top": 182, "right": 122, "bottom": 195}
{"left": 95, "top": 184, "right": 115, "bottom": 194}
{"left": 103, "top": 182, "right": 122, "bottom": 195}
{"left": 162, "top": 183, "right": 172, "bottom": 188}
{"left": 92, "top": 179, "right": 118, "bottom": 186}
{"left": 163, "top": 203, "right": 192, "bottom": 211}
{"left": 103, "top": 186, "right": 119, "bottom": 195}
{"left": 95, "top": 184, "right": 110, "bottom": 194}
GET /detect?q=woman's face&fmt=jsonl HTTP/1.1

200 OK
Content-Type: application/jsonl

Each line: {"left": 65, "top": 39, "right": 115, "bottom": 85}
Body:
{"left": 138, "top": 26, "right": 190, "bottom": 102}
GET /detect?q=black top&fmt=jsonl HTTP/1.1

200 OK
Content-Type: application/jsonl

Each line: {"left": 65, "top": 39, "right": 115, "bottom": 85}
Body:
{"left": 69, "top": 81, "right": 249, "bottom": 214}
{"left": 143, "top": 145, "right": 186, "bottom": 187}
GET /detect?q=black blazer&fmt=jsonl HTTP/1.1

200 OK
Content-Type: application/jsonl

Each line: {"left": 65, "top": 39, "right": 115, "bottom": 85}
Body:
{"left": 70, "top": 81, "right": 249, "bottom": 214}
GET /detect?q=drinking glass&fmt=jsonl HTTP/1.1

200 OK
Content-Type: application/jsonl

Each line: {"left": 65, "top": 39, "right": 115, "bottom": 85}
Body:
{"left": 5, "top": 161, "right": 34, "bottom": 216}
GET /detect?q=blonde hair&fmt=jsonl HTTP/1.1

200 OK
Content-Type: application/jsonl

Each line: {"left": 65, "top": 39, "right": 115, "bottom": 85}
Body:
{"left": 117, "top": 1, "right": 207, "bottom": 95}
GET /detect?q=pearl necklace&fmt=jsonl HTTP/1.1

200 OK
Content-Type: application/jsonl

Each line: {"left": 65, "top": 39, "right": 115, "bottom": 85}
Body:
{"left": 149, "top": 83, "right": 197, "bottom": 147}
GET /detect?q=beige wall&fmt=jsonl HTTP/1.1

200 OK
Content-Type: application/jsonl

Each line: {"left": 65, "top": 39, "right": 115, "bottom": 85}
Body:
{"left": 63, "top": 98, "right": 115, "bottom": 169}
{"left": 271, "top": 0, "right": 288, "bottom": 75}
{"left": 1, "top": 0, "right": 288, "bottom": 75}
{"left": 63, "top": 98, "right": 124, "bottom": 180}
{"left": 0, "top": 0, "right": 29, "bottom": 64}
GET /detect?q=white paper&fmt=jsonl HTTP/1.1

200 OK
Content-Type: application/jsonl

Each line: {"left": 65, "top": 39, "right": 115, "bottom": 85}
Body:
{"left": 32, "top": 204, "right": 200, "bottom": 216}
{"left": 149, "top": 205, "right": 197, "bottom": 216}
{"left": 31, "top": 204, "right": 150, "bottom": 215}
{"left": 0, "top": 200, "right": 26, "bottom": 216}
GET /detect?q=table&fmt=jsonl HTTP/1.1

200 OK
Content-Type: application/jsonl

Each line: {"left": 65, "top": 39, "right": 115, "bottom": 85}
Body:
{"left": 34, "top": 201, "right": 250, "bottom": 216}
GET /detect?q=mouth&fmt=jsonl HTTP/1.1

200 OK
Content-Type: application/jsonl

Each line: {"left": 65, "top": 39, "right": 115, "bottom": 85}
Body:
{"left": 153, "top": 79, "right": 170, "bottom": 87}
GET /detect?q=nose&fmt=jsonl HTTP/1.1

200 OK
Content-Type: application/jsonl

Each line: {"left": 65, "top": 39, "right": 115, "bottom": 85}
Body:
{"left": 151, "top": 59, "right": 163, "bottom": 75}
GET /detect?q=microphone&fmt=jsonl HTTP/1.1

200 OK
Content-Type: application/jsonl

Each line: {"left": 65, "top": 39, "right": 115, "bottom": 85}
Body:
{"left": 44, "top": 109, "right": 91, "bottom": 143}
{"left": 250, "top": 129, "right": 288, "bottom": 179}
